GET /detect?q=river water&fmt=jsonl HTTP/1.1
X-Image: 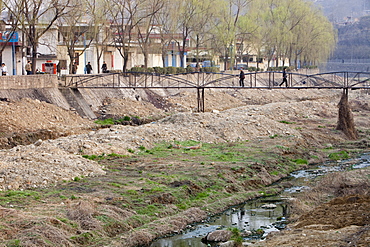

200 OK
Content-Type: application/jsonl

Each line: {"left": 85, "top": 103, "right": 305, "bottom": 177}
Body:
{"left": 150, "top": 153, "right": 370, "bottom": 247}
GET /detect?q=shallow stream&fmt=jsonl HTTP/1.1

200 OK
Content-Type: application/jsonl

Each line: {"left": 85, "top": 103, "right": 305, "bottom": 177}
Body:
{"left": 150, "top": 153, "right": 370, "bottom": 247}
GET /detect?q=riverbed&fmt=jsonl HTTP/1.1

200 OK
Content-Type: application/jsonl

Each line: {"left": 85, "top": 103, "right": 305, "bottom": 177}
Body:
{"left": 150, "top": 153, "right": 370, "bottom": 246}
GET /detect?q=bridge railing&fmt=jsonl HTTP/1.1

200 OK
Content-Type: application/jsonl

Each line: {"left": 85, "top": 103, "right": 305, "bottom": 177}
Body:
{"left": 62, "top": 71, "right": 370, "bottom": 89}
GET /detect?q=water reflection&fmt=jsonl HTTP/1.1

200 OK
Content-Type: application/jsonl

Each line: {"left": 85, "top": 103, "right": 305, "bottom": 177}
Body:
{"left": 150, "top": 199, "right": 285, "bottom": 247}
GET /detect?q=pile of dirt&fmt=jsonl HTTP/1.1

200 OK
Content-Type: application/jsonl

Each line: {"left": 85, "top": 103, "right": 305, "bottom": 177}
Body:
{"left": 0, "top": 98, "right": 95, "bottom": 148}
{"left": 0, "top": 98, "right": 92, "bottom": 133}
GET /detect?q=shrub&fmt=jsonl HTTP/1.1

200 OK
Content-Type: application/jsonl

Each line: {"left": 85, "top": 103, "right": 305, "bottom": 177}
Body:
{"left": 153, "top": 67, "right": 166, "bottom": 74}
{"left": 176, "top": 67, "right": 186, "bottom": 74}
{"left": 130, "top": 67, "right": 146, "bottom": 73}
{"left": 166, "top": 66, "right": 177, "bottom": 74}
{"left": 146, "top": 67, "right": 154, "bottom": 73}
{"left": 186, "top": 66, "right": 195, "bottom": 73}
{"left": 123, "top": 116, "right": 131, "bottom": 121}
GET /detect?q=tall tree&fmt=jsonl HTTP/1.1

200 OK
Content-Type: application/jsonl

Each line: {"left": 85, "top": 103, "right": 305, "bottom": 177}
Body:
{"left": 87, "top": 0, "right": 111, "bottom": 73}
{"left": 6, "top": 0, "right": 71, "bottom": 73}
{"left": 57, "top": 0, "right": 95, "bottom": 74}
{"left": 136, "top": 0, "right": 164, "bottom": 68}
{"left": 154, "top": 0, "right": 177, "bottom": 67}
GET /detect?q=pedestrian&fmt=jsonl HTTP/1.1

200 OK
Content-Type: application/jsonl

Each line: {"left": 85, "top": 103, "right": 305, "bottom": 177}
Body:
{"left": 57, "top": 62, "right": 60, "bottom": 76}
{"left": 1, "top": 63, "right": 7, "bottom": 76}
{"left": 25, "top": 60, "right": 32, "bottom": 75}
{"left": 72, "top": 62, "right": 78, "bottom": 74}
{"left": 85, "top": 62, "right": 93, "bottom": 74}
{"left": 101, "top": 61, "right": 107, "bottom": 73}
{"left": 279, "top": 67, "right": 288, "bottom": 87}
{"left": 239, "top": 69, "right": 245, "bottom": 87}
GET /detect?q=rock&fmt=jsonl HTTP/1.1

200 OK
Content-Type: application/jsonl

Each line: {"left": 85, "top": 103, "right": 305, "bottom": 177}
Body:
{"left": 219, "top": 240, "right": 235, "bottom": 247}
{"left": 261, "top": 204, "right": 277, "bottom": 209}
{"left": 203, "top": 230, "right": 232, "bottom": 242}
{"left": 34, "top": 139, "right": 43, "bottom": 146}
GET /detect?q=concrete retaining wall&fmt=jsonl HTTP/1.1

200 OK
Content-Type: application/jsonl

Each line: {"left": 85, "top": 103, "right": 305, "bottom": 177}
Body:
{"left": 0, "top": 75, "right": 58, "bottom": 90}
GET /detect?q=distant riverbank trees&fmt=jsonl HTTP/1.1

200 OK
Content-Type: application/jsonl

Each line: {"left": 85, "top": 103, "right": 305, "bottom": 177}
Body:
{"left": 1, "top": 0, "right": 336, "bottom": 72}
{"left": 168, "top": 0, "right": 336, "bottom": 69}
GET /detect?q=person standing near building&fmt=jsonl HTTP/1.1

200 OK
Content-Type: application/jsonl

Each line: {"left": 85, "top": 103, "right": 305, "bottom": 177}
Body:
{"left": 101, "top": 61, "right": 107, "bottom": 73}
{"left": 72, "top": 62, "right": 78, "bottom": 74}
{"left": 1, "top": 63, "right": 8, "bottom": 76}
{"left": 239, "top": 69, "right": 245, "bottom": 87}
{"left": 85, "top": 62, "right": 93, "bottom": 74}
{"left": 25, "top": 61, "right": 32, "bottom": 75}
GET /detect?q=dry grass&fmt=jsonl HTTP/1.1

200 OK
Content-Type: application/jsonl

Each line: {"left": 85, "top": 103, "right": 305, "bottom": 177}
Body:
{"left": 288, "top": 168, "right": 370, "bottom": 220}
{"left": 337, "top": 91, "right": 359, "bottom": 139}
{"left": 66, "top": 200, "right": 101, "bottom": 230}
{"left": 19, "top": 224, "right": 73, "bottom": 247}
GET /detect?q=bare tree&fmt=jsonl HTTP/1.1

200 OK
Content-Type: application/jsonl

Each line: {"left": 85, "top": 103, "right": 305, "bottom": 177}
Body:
{"left": 87, "top": 0, "right": 111, "bottom": 73}
{"left": 136, "top": 0, "right": 164, "bottom": 68}
{"left": 107, "top": 0, "right": 142, "bottom": 72}
{"left": 6, "top": 0, "right": 71, "bottom": 74}
{"left": 57, "top": 0, "right": 94, "bottom": 74}
{"left": 154, "top": 0, "right": 177, "bottom": 67}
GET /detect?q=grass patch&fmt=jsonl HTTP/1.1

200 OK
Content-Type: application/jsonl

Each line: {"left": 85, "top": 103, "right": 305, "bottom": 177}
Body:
{"left": 279, "top": 120, "right": 296, "bottom": 124}
{"left": 293, "top": 158, "right": 308, "bottom": 165}
{"left": 94, "top": 116, "right": 134, "bottom": 125}
{"left": 328, "top": 150, "right": 349, "bottom": 160}
{"left": 0, "top": 190, "right": 40, "bottom": 206}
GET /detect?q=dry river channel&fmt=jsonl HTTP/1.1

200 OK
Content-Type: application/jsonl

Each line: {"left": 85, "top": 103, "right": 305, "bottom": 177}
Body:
{"left": 150, "top": 153, "right": 370, "bottom": 247}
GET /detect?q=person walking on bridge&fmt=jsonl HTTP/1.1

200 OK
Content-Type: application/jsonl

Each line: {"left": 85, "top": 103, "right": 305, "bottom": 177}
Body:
{"left": 279, "top": 67, "right": 288, "bottom": 87}
{"left": 239, "top": 69, "right": 245, "bottom": 87}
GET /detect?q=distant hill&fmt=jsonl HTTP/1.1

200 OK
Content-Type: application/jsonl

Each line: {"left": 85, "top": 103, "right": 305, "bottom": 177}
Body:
{"left": 330, "top": 16, "right": 370, "bottom": 60}
{"left": 312, "top": 0, "right": 370, "bottom": 23}
{"left": 310, "top": 0, "right": 370, "bottom": 60}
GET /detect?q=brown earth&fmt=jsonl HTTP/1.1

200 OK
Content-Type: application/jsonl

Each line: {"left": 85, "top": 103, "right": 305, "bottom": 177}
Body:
{"left": 0, "top": 88, "right": 369, "bottom": 246}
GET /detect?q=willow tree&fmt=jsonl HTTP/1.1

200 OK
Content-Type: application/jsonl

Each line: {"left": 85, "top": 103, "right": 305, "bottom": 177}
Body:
{"left": 189, "top": 0, "right": 219, "bottom": 67}
{"left": 87, "top": 0, "right": 111, "bottom": 73}
{"left": 210, "top": 0, "right": 252, "bottom": 70}
{"left": 291, "top": 5, "right": 336, "bottom": 67}
{"left": 248, "top": 0, "right": 336, "bottom": 69}
{"left": 171, "top": 0, "right": 198, "bottom": 68}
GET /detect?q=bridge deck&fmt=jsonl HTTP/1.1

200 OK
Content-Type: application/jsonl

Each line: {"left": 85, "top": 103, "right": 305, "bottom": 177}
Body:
{"left": 62, "top": 71, "right": 370, "bottom": 90}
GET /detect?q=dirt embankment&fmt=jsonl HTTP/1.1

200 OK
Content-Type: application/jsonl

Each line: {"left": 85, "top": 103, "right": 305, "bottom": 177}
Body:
{"left": 0, "top": 88, "right": 368, "bottom": 246}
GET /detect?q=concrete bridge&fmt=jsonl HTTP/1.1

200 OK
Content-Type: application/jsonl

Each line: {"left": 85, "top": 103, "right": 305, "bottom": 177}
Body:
{"left": 62, "top": 71, "right": 370, "bottom": 112}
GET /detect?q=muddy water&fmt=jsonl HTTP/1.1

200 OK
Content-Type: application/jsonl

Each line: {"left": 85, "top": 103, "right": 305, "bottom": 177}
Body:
{"left": 150, "top": 153, "right": 370, "bottom": 247}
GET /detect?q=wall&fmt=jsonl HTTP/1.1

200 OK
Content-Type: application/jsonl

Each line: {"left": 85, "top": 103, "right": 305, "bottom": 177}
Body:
{"left": 0, "top": 74, "right": 58, "bottom": 90}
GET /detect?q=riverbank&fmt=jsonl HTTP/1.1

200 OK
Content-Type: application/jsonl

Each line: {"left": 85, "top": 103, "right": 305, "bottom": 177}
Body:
{"left": 254, "top": 158, "right": 370, "bottom": 247}
{"left": 0, "top": 89, "right": 369, "bottom": 246}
